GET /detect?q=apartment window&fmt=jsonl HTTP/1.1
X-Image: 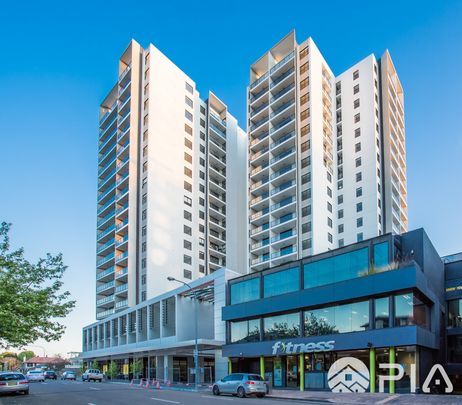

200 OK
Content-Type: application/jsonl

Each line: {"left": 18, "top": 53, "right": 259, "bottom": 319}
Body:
{"left": 355, "top": 142, "right": 361, "bottom": 152}
{"left": 200, "top": 105, "right": 206, "bottom": 114}
{"left": 200, "top": 118, "right": 205, "bottom": 128}
{"left": 184, "top": 167, "right": 192, "bottom": 178}
{"left": 338, "top": 209, "right": 344, "bottom": 219}
{"left": 327, "top": 202, "right": 332, "bottom": 213}
{"left": 199, "top": 237, "right": 205, "bottom": 247}
{"left": 377, "top": 168, "right": 381, "bottom": 178}
{"left": 377, "top": 153, "right": 380, "bottom": 163}
{"left": 301, "top": 124, "right": 310, "bottom": 137}
{"left": 338, "top": 167, "right": 343, "bottom": 180}
{"left": 302, "top": 205, "right": 312, "bottom": 217}
{"left": 336, "top": 97, "right": 342, "bottom": 110}
{"left": 327, "top": 172, "right": 332, "bottom": 182}
{"left": 336, "top": 110, "right": 342, "bottom": 123}
{"left": 300, "top": 93, "right": 309, "bottom": 105}
{"left": 302, "top": 222, "right": 312, "bottom": 233}
{"left": 336, "top": 82, "right": 341, "bottom": 95}
{"left": 300, "top": 78, "right": 309, "bottom": 90}
{"left": 141, "top": 291, "right": 147, "bottom": 301}
{"left": 184, "top": 195, "right": 192, "bottom": 206}
{"left": 199, "top": 211, "right": 205, "bottom": 219}
{"left": 301, "top": 141, "right": 309, "bottom": 152}
{"left": 337, "top": 138, "right": 343, "bottom": 151}
{"left": 300, "top": 108, "right": 310, "bottom": 121}
{"left": 200, "top": 144, "right": 205, "bottom": 153}
{"left": 199, "top": 184, "right": 205, "bottom": 193}
{"left": 185, "top": 138, "right": 192, "bottom": 150}
{"left": 302, "top": 239, "right": 312, "bottom": 250}
{"left": 142, "top": 242, "right": 146, "bottom": 252}
{"left": 357, "top": 233, "right": 363, "bottom": 242}
{"left": 142, "top": 209, "right": 147, "bottom": 220}
{"left": 355, "top": 157, "right": 362, "bottom": 167}
{"left": 184, "top": 240, "right": 192, "bottom": 250}
{"left": 379, "top": 214, "right": 382, "bottom": 225}
{"left": 375, "top": 79, "right": 378, "bottom": 88}
{"left": 142, "top": 177, "right": 147, "bottom": 189}
{"left": 338, "top": 194, "right": 343, "bottom": 204}
{"left": 141, "top": 274, "right": 147, "bottom": 285}
{"left": 357, "top": 217, "right": 363, "bottom": 227}
{"left": 143, "top": 146, "right": 148, "bottom": 157}
{"left": 355, "top": 128, "right": 361, "bottom": 138}
{"left": 199, "top": 264, "right": 205, "bottom": 273}
{"left": 353, "top": 84, "right": 360, "bottom": 94}
{"left": 143, "top": 99, "right": 149, "bottom": 111}
{"left": 354, "top": 99, "right": 360, "bottom": 109}
{"left": 338, "top": 239, "right": 344, "bottom": 247}
{"left": 338, "top": 180, "right": 343, "bottom": 190}
{"left": 184, "top": 269, "right": 192, "bottom": 280}
{"left": 376, "top": 108, "right": 379, "bottom": 118}
{"left": 301, "top": 189, "right": 311, "bottom": 201}
{"left": 328, "top": 233, "right": 333, "bottom": 243}
{"left": 141, "top": 258, "right": 146, "bottom": 269}
{"left": 144, "top": 84, "right": 149, "bottom": 96}
{"left": 142, "top": 193, "right": 147, "bottom": 205}
{"left": 184, "top": 254, "right": 192, "bottom": 265}
{"left": 300, "top": 46, "right": 309, "bottom": 59}
{"left": 142, "top": 162, "right": 148, "bottom": 173}
{"left": 199, "top": 251, "right": 205, "bottom": 260}
{"left": 354, "top": 113, "right": 360, "bottom": 123}
{"left": 199, "top": 197, "right": 205, "bottom": 206}
{"left": 185, "top": 82, "right": 193, "bottom": 94}
{"left": 143, "top": 114, "right": 149, "bottom": 126}
{"left": 301, "top": 173, "right": 311, "bottom": 185}
{"left": 356, "top": 187, "right": 363, "bottom": 197}
{"left": 185, "top": 110, "right": 193, "bottom": 122}
{"left": 184, "top": 152, "right": 192, "bottom": 164}
{"left": 338, "top": 224, "right": 344, "bottom": 233}
{"left": 144, "top": 68, "right": 150, "bottom": 80}
{"left": 327, "top": 217, "right": 333, "bottom": 228}
{"left": 353, "top": 70, "right": 359, "bottom": 80}
{"left": 356, "top": 172, "right": 362, "bottom": 182}
{"left": 184, "top": 225, "right": 192, "bottom": 236}
{"left": 357, "top": 202, "right": 363, "bottom": 212}
{"left": 327, "top": 187, "right": 332, "bottom": 197}
{"left": 142, "top": 225, "right": 147, "bottom": 237}
{"left": 184, "top": 181, "right": 192, "bottom": 192}
{"left": 184, "top": 210, "right": 192, "bottom": 221}
{"left": 185, "top": 96, "right": 193, "bottom": 108}
{"left": 301, "top": 156, "right": 310, "bottom": 168}
{"left": 378, "top": 183, "right": 381, "bottom": 194}
{"left": 185, "top": 124, "right": 193, "bottom": 136}
{"left": 199, "top": 171, "right": 205, "bottom": 180}
{"left": 300, "top": 62, "right": 309, "bottom": 75}
{"left": 143, "top": 130, "right": 148, "bottom": 142}
{"left": 376, "top": 138, "right": 380, "bottom": 148}
{"left": 199, "top": 224, "right": 205, "bottom": 233}
{"left": 376, "top": 123, "right": 380, "bottom": 133}
{"left": 378, "top": 199, "right": 382, "bottom": 208}
{"left": 374, "top": 64, "right": 378, "bottom": 74}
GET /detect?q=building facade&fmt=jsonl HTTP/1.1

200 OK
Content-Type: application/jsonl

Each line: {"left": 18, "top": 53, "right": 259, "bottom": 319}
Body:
{"left": 96, "top": 40, "right": 247, "bottom": 320}
{"left": 223, "top": 229, "right": 449, "bottom": 393}
{"left": 248, "top": 31, "right": 408, "bottom": 272}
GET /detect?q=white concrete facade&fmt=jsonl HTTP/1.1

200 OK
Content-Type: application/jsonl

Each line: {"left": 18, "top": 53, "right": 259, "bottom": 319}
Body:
{"left": 95, "top": 40, "right": 247, "bottom": 319}
{"left": 248, "top": 31, "right": 408, "bottom": 271}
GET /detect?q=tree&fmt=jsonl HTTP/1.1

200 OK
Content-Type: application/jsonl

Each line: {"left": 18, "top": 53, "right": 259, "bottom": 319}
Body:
{"left": 91, "top": 360, "right": 99, "bottom": 370}
{"left": 18, "top": 351, "right": 35, "bottom": 362}
{"left": 0, "top": 222, "right": 75, "bottom": 349}
{"left": 130, "top": 359, "right": 142, "bottom": 378}
{"left": 106, "top": 361, "right": 118, "bottom": 379}
{"left": 79, "top": 361, "right": 86, "bottom": 375}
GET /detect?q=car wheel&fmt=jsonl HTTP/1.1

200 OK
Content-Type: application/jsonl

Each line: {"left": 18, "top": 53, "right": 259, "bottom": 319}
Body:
{"left": 24, "top": 389, "right": 29, "bottom": 395}
{"left": 237, "top": 386, "right": 246, "bottom": 398}
{"left": 212, "top": 385, "right": 220, "bottom": 396}
{"left": 257, "top": 394, "right": 265, "bottom": 398}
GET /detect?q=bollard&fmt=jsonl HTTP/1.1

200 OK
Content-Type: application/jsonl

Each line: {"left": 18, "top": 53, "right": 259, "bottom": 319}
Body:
{"left": 130, "top": 379, "right": 134, "bottom": 387}
{"left": 145, "top": 379, "right": 150, "bottom": 389}
{"left": 138, "top": 378, "right": 144, "bottom": 387}
{"left": 156, "top": 381, "right": 161, "bottom": 390}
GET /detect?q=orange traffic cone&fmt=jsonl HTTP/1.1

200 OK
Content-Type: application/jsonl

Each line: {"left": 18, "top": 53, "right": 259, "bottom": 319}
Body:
{"left": 156, "top": 381, "right": 161, "bottom": 389}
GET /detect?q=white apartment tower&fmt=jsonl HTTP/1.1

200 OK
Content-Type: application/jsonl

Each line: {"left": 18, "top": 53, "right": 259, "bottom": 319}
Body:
{"left": 96, "top": 40, "right": 247, "bottom": 319}
{"left": 248, "top": 31, "right": 408, "bottom": 271}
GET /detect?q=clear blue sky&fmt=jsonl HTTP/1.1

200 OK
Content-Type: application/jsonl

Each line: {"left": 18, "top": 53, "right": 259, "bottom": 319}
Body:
{"left": 1, "top": 0, "right": 461, "bottom": 354}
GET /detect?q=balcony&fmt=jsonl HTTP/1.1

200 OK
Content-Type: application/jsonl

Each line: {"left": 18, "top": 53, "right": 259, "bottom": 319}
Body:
{"left": 271, "top": 245, "right": 297, "bottom": 260}
{"left": 96, "top": 252, "right": 115, "bottom": 268}
{"left": 251, "top": 254, "right": 270, "bottom": 266}
{"left": 210, "top": 111, "right": 227, "bottom": 128}
{"left": 98, "top": 184, "right": 116, "bottom": 204}
{"left": 96, "top": 267, "right": 115, "bottom": 281}
{"left": 270, "top": 180, "right": 296, "bottom": 198}
{"left": 270, "top": 164, "right": 296, "bottom": 186}
{"left": 96, "top": 280, "right": 115, "bottom": 294}
{"left": 271, "top": 212, "right": 296, "bottom": 228}
{"left": 98, "top": 128, "right": 117, "bottom": 154}
{"left": 98, "top": 142, "right": 117, "bottom": 166}
{"left": 209, "top": 150, "right": 226, "bottom": 167}
{"left": 270, "top": 100, "right": 295, "bottom": 119}
{"left": 270, "top": 83, "right": 295, "bottom": 104}
{"left": 250, "top": 146, "right": 269, "bottom": 164}
{"left": 251, "top": 238, "right": 270, "bottom": 251}
{"left": 270, "top": 131, "right": 295, "bottom": 151}
{"left": 209, "top": 136, "right": 226, "bottom": 153}
{"left": 115, "top": 220, "right": 129, "bottom": 233}
{"left": 250, "top": 132, "right": 269, "bottom": 148}
{"left": 115, "top": 283, "right": 128, "bottom": 294}
{"left": 97, "top": 238, "right": 115, "bottom": 254}
{"left": 250, "top": 116, "right": 269, "bottom": 133}
{"left": 115, "top": 267, "right": 128, "bottom": 279}
{"left": 97, "top": 210, "right": 115, "bottom": 228}
{"left": 115, "top": 187, "right": 129, "bottom": 201}
{"left": 99, "top": 115, "right": 117, "bottom": 143}
{"left": 270, "top": 51, "right": 295, "bottom": 75}
{"left": 98, "top": 168, "right": 116, "bottom": 190}
{"left": 249, "top": 86, "right": 269, "bottom": 104}
{"left": 98, "top": 156, "right": 116, "bottom": 177}
{"left": 271, "top": 196, "right": 296, "bottom": 212}
{"left": 250, "top": 177, "right": 269, "bottom": 191}
{"left": 115, "top": 299, "right": 128, "bottom": 310}
{"left": 271, "top": 148, "right": 296, "bottom": 166}
{"left": 250, "top": 163, "right": 269, "bottom": 178}
{"left": 96, "top": 308, "right": 115, "bottom": 320}
{"left": 271, "top": 230, "right": 297, "bottom": 249}
{"left": 209, "top": 215, "right": 226, "bottom": 230}
{"left": 210, "top": 123, "right": 226, "bottom": 140}
{"left": 250, "top": 222, "right": 270, "bottom": 236}
{"left": 250, "top": 102, "right": 269, "bottom": 118}
{"left": 115, "top": 235, "right": 129, "bottom": 248}
{"left": 270, "top": 115, "right": 295, "bottom": 134}
{"left": 100, "top": 101, "right": 118, "bottom": 126}
{"left": 97, "top": 224, "right": 115, "bottom": 242}
{"left": 250, "top": 71, "right": 269, "bottom": 90}
{"left": 119, "top": 64, "right": 131, "bottom": 84}
{"left": 118, "top": 80, "right": 131, "bottom": 97}
{"left": 250, "top": 207, "right": 269, "bottom": 221}
{"left": 270, "top": 67, "right": 295, "bottom": 89}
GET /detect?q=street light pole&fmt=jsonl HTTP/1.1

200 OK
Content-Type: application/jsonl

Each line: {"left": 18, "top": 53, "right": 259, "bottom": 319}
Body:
{"left": 167, "top": 277, "right": 199, "bottom": 391}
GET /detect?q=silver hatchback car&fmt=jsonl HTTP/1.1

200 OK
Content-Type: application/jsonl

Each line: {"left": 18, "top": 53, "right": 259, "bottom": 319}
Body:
{"left": 0, "top": 372, "right": 29, "bottom": 395}
{"left": 212, "top": 373, "right": 266, "bottom": 398}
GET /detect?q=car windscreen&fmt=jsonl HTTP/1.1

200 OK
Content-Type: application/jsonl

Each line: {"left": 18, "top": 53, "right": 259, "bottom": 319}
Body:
{"left": 248, "top": 375, "right": 264, "bottom": 381}
{"left": 0, "top": 373, "right": 25, "bottom": 381}
{"left": 29, "top": 371, "right": 42, "bottom": 374}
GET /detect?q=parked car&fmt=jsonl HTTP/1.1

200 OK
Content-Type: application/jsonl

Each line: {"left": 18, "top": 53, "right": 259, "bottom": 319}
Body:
{"left": 82, "top": 369, "right": 103, "bottom": 382}
{"left": 212, "top": 373, "right": 266, "bottom": 398}
{"left": 44, "top": 370, "right": 57, "bottom": 380}
{"left": 61, "top": 371, "right": 76, "bottom": 380}
{"left": 26, "top": 370, "right": 45, "bottom": 382}
{"left": 0, "top": 372, "right": 29, "bottom": 395}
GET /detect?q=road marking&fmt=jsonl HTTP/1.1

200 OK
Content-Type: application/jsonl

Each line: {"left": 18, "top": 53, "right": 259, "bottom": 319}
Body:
{"left": 376, "top": 396, "right": 398, "bottom": 404}
{"left": 201, "top": 396, "right": 233, "bottom": 401}
{"left": 88, "top": 403, "right": 97, "bottom": 405}
{"left": 89, "top": 387, "right": 101, "bottom": 390}
{"left": 150, "top": 398, "right": 180, "bottom": 404}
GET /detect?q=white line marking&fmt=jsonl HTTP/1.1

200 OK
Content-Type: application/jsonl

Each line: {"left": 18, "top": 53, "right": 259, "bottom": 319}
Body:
{"left": 376, "top": 396, "right": 398, "bottom": 405}
{"left": 150, "top": 398, "right": 180, "bottom": 404}
{"left": 88, "top": 403, "right": 97, "bottom": 405}
{"left": 89, "top": 387, "right": 101, "bottom": 390}
{"left": 201, "top": 396, "right": 233, "bottom": 401}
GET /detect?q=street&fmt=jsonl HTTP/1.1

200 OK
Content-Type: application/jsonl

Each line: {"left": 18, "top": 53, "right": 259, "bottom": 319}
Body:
{"left": 0, "top": 380, "right": 327, "bottom": 405}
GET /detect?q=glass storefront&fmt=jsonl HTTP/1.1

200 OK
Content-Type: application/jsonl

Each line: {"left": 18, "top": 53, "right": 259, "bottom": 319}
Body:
{"left": 448, "top": 299, "right": 462, "bottom": 328}
{"left": 230, "top": 318, "right": 260, "bottom": 343}
{"left": 263, "top": 312, "right": 300, "bottom": 340}
{"left": 264, "top": 267, "right": 299, "bottom": 298}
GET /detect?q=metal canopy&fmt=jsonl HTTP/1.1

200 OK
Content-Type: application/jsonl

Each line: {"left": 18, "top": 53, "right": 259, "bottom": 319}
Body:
{"left": 179, "top": 281, "right": 214, "bottom": 303}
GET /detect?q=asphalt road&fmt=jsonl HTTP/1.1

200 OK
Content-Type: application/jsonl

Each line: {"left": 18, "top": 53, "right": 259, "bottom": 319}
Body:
{"left": 0, "top": 380, "right": 329, "bottom": 405}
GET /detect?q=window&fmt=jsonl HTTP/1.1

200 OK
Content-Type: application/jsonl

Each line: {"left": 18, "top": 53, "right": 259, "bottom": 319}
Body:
{"left": 199, "top": 171, "right": 205, "bottom": 180}
{"left": 200, "top": 105, "right": 206, "bottom": 115}
{"left": 394, "top": 293, "right": 429, "bottom": 329}
{"left": 302, "top": 205, "right": 311, "bottom": 217}
{"left": 354, "top": 113, "right": 360, "bottom": 123}
{"left": 301, "top": 124, "right": 310, "bottom": 137}
{"left": 327, "top": 187, "right": 332, "bottom": 197}
{"left": 184, "top": 167, "right": 192, "bottom": 178}
{"left": 199, "top": 264, "right": 205, "bottom": 273}
{"left": 143, "top": 146, "right": 148, "bottom": 157}
{"left": 302, "top": 238, "right": 312, "bottom": 250}
{"left": 354, "top": 99, "right": 360, "bottom": 109}
{"left": 199, "top": 237, "right": 205, "bottom": 246}
{"left": 184, "top": 269, "right": 192, "bottom": 279}
{"left": 199, "top": 157, "right": 205, "bottom": 167}
{"left": 327, "top": 217, "right": 333, "bottom": 228}
{"left": 199, "top": 197, "right": 205, "bottom": 206}
{"left": 200, "top": 144, "right": 205, "bottom": 153}
{"left": 200, "top": 118, "right": 205, "bottom": 128}
{"left": 373, "top": 242, "right": 389, "bottom": 272}
{"left": 184, "top": 138, "right": 192, "bottom": 150}
{"left": 199, "top": 210, "right": 205, "bottom": 219}
{"left": 301, "top": 189, "right": 311, "bottom": 201}
{"left": 356, "top": 202, "right": 363, "bottom": 212}
{"left": 184, "top": 240, "right": 192, "bottom": 250}
{"left": 142, "top": 209, "right": 147, "bottom": 220}
{"left": 184, "top": 124, "right": 193, "bottom": 135}
{"left": 264, "top": 312, "right": 300, "bottom": 340}
{"left": 142, "top": 226, "right": 147, "bottom": 236}
{"left": 375, "top": 297, "right": 389, "bottom": 329}
{"left": 141, "top": 274, "right": 146, "bottom": 285}
{"left": 199, "top": 251, "right": 205, "bottom": 260}
{"left": 185, "top": 82, "right": 193, "bottom": 94}
{"left": 327, "top": 202, "right": 332, "bottom": 213}
{"left": 142, "top": 242, "right": 146, "bottom": 252}
{"left": 327, "top": 171, "right": 332, "bottom": 183}
{"left": 230, "top": 319, "right": 260, "bottom": 343}
{"left": 184, "top": 225, "right": 192, "bottom": 236}
{"left": 300, "top": 93, "right": 309, "bottom": 105}
{"left": 353, "top": 84, "right": 359, "bottom": 94}
{"left": 301, "top": 156, "right": 310, "bottom": 168}
{"left": 184, "top": 195, "right": 192, "bottom": 206}
{"left": 300, "top": 108, "right": 310, "bottom": 121}
{"left": 184, "top": 181, "right": 192, "bottom": 192}
{"left": 336, "top": 82, "right": 341, "bottom": 95}
{"left": 300, "top": 78, "right": 309, "bottom": 89}
{"left": 448, "top": 299, "right": 462, "bottom": 328}
{"left": 199, "top": 184, "right": 205, "bottom": 193}
{"left": 302, "top": 222, "right": 312, "bottom": 233}
{"left": 357, "top": 232, "right": 363, "bottom": 242}
{"left": 356, "top": 172, "right": 362, "bottom": 182}
{"left": 356, "top": 187, "right": 362, "bottom": 197}
{"left": 338, "top": 224, "right": 344, "bottom": 233}
{"left": 355, "top": 157, "right": 361, "bottom": 167}
{"left": 185, "top": 110, "right": 193, "bottom": 122}
{"left": 355, "top": 142, "right": 361, "bottom": 152}
{"left": 263, "top": 267, "right": 299, "bottom": 298}
{"left": 200, "top": 131, "right": 205, "bottom": 140}
{"left": 353, "top": 70, "right": 359, "bottom": 80}
{"left": 185, "top": 96, "right": 193, "bottom": 108}
{"left": 328, "top": 233, "right": 333, "bottom": 243}
{"left": 141, "top": 258, "right": 146, "bottom": 269}
{"left": 300, "top": 46, "right": 309, "bottom": 58}
{"left": 338, "top": 209, "right": 344, "bottom": 219}
{"left": 301, "top": 141, "right": 309, "bottom": 152}
{"left": 338, "top": 180, "right": 343, "bottom": 190}
{"left": 357, "top": 217, "right": 363, "bottom": 227}
{"left": 230, "top": 278, "right": 260, "bottom": 304}
{"left": 338, "top": 194, "right": 343, "bottom": 204}
{"left": 184, "top": 152, "right": 192, "bottom": 164}
{"left": 142, "top": 193, "right": 147, "bottom": 204}
{"left": 184, "top": 210, "right": 192, "bottom": 221}
{"left": 183, "top": 254, "right": 192, "bottom": 265}
{"left": 355, "top": 128, "right": 361, "bottom": 138}
{"left": 301, "top": 173, "right": 311, "bottom": 185}
{"left": 338, "top": 239, "right": 344, "bottom": 247}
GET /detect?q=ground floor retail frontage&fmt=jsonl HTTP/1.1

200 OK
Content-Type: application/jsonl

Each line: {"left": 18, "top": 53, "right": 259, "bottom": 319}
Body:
{"left": 229, "top": 345, "right": 435, "bottom": 393}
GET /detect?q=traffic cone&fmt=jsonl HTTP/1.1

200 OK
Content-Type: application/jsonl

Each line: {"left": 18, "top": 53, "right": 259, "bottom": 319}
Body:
{"left": 167, "top": 380, "right": 172, "bottom": 387}
{"left": 156, "top": 381, "right": 161, "bottom": 389}
{"left": 138, "top": 378, "right": 144, "bottom": 387}
{"left": 130, "top": 379, "right": 134, "bottom": 387}
{"left": 145, "top": 379, "right": 150, "bottom": 389}
{"left": 152, "top": 378, "right": 156, "bottom": 386}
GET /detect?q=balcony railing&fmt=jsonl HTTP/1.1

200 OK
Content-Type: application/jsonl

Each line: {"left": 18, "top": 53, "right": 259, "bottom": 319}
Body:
{"left": 251, "top": 254, "right": 270, "bottom": 265}
{"left": 97, "top": 196, "right": 116, "bottom": 215}
{"left": 97, "top": 224, "right": 115, "bottom": 240}
{"left": 250, "top": 223, "right": 270, "bottom": 235}
{"left": 271, "top": 148, "right": 296, "bottom": 165}
{"left": 96, "top": 280, "right": 115, "bottom": 293}
{"left": 96, "top": 267, "right": 115, "bottom": 281}
{"left": 271, "top": 245, "right": 297, "bottom": 259}
{"left": 97, "top": 238, "right": 115, "bottom": 254}
{"left": 119, "top": 64, "right": 131, "bottom": 82}
{"left": 115, "top": 187, "right": 129, "bottom": 201}
{"left": 271, "top": 230, "right": 296, "bottom": 243}
{"left": 270, "top": 100, "right": 295, "bottom": 119}
{"left": 210, "top": 111, "right": 227, "bottom": 127}
{"left": 210, "top": 124, "right": 226, "bottom": 139}
{"left": 97, "top": 184, "right": 116, "bottom": 203}
{"left": 115, "top": 283, "right": 128, "bottom": 293}
{"left": 270, "top": 115, "right": 295, "bottom": 134}
{"left": 115, "top": 299, "right": 128, "bottom": 309}
{"left": 115, "top": 220, "right": 129, "bottom": 232}
{"left": 270, "top": 180, "right": 296, "bottom": 196}
{"left": 99, "top": 101, "right": 118, "bottom": 125}
{"left": 250, "top": 192, "right": 269, "bottom": 206}
{"left": 249, "top": 86, "right": 269, "bottom": 103}
{"left": 250, "top": 177, "right": 269, "bottom": 190}
{"left": 250, "top": 71, "right": 269, "bottom": 90}
{"left": 271, "top": 196, "right": 296, "bottom": 211}
{"left": 98, "top": 168, "right": 116, "bottom": 189}
{"left": 97, "top": 295, "right": 115, "bottom": 306}
{"left": 271, "top": 163, "right": 296, "bottom": 180}
{"left": 96, "top": 252, "right": 115, "bottom": 267}
{"left": 270, "top": 131, "right": 295, "bottom": 150}
{"left": 270, "top": 67, "right": 295, "bottom": 89}
{"left": 250, "top": 102, "right": 269, "bottom": 117}
{"left": 271, "top": 212, "right": 296, "bottom": 227}
{"left": 270, "top": 51, "right": 295, "bottom": 75}
{"left": 250, "top": 207, "right": 269, "bottom": 220}
{"left": 250, "top": 132, "right": 269, "bottom": 147}
{"left": 270, "top": 83, "right": 295, "bottom": 104}
{"left": 250, "top": 116, "right": 269, "bottom": 132}
{"left": 96, "top": 308, "right": 115, "bottom": 319}
{"left": 115, "top": 252, "right": 128, "bottom": 263}
{"left": 115, "top": 267, "right": 128, "bottom": 278}
{"left": 250, "top": 147, "right": 269, "bottom": 162}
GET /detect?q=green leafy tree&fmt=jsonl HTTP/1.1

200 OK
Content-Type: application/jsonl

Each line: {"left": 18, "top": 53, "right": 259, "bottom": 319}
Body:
{"left": 130, "top": 359, "right": 142, "bottom": 378}
{"left": 0, "top": 222, "right": 75, "bottom": 348}
{"left": 106, "top": 361, "right": 118, "bottom": 379}
{"left": 18, "top": 351, "right": 35, "bottom": 362}
{"left": 91, "top": 360, "right": 99, "bottom": 370}
{"left": 79, "top": 361, "right": 86, "bottom": 374}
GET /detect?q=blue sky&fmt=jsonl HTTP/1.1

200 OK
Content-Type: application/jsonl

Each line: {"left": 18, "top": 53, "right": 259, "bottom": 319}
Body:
{"left": 0, "top": 0, "right": 461, "bottom": 354}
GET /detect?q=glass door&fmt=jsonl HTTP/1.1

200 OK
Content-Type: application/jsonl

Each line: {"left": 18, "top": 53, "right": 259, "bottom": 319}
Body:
{"left": 286, "top": 356, "right": 298, "bottom": 388}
